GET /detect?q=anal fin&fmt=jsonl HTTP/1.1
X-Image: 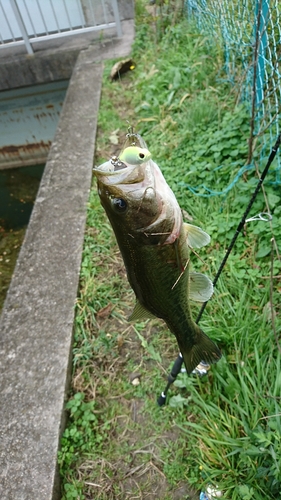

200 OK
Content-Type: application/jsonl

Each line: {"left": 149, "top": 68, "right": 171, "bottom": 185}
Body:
{"left": 128, "top": 300, "right": 156, "bottom": 322}
{"left": 189, "top": 272, "right": 213, "bottom": 302}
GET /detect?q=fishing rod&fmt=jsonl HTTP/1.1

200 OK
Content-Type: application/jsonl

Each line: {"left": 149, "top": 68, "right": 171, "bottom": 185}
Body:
{"left": 157, "top": 132, "right": 281, "bottom": 406}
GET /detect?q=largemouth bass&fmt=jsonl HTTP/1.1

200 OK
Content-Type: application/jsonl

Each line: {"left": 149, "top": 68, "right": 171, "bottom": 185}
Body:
{"left": 93, "top": 132, "right": 221, "bottom": 373}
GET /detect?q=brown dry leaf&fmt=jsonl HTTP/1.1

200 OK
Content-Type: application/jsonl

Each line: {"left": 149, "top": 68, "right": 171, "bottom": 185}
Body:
{"left": 96, "top": 303, "right": 113, "bottom": 319}
{"left": 117, "top": 334, "right": 124, "bottom": 350}
{"left": 182, "top": 209, "right": 193, "bottom": 221}
{"left": 109, "top": 129, "right": 119, "bottom": 145}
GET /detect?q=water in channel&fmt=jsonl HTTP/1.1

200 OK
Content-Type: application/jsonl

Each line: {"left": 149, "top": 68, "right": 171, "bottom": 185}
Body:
{"left": 0, "top": 164, "right": 45, "bottom": 311}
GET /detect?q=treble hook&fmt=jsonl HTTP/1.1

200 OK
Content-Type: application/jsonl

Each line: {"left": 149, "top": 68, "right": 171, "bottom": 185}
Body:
{"left": 126, "top": 122, "right": 134, "bottom": 136}
{"left": 245, "top": 212, "right": 272, "bottom": 223}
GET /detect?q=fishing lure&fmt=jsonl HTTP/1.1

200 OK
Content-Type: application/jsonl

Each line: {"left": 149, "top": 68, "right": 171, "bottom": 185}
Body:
{"left": 119, "top": 146, "right": 152, "bottom": 165}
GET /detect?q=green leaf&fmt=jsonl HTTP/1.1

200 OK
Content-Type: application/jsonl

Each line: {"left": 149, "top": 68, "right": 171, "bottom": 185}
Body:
{"left": 168, "top": 394, "right": 190, "bottom": 408}
{"left": 267, "top": 192, "right": 280, "bottom": 208}
{"left": 237, "top": 484, "right": 255, "bottom": 499}
{"left": 256, "top": 246, "right": 271, "bottom": 259}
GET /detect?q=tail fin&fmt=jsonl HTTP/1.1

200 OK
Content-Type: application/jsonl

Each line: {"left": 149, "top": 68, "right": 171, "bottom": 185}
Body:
{"left": 180, "top": 328, "right": 221, "bottom": 374}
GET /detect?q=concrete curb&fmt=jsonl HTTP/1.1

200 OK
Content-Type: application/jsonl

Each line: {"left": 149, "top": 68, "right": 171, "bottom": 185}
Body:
{"left": 0, "top": 51, "right": 103, "bottom": 499}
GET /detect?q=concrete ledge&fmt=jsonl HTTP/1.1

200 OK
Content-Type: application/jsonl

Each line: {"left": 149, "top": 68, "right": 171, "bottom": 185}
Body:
{"left": 0, "top": 48, "right": 79, "bottom": 90}
{"left": 0, "top": 51, "right": 103, "bottom": 499}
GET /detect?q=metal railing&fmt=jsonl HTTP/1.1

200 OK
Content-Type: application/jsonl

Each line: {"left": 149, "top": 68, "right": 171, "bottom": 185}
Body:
{"left": 0, "top": 0, "right": 122, "bottom": 54}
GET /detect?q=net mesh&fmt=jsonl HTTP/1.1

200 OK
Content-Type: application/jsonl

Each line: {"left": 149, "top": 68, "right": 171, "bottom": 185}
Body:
{"left": 185, "top": 0, "right": 281, "bottom": 189}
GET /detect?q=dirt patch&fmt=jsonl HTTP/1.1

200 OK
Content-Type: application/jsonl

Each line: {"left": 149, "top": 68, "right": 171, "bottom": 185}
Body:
{"left": 73, "top": 395, "right": 197, "bottom": 500}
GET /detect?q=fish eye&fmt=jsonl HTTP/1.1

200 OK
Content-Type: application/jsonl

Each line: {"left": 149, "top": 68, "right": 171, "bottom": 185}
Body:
{"left": 111, "top": 198, "right": 127, "bottom": 213}
{"left": 139, "top": 152, "right": 145, "bottom": 159}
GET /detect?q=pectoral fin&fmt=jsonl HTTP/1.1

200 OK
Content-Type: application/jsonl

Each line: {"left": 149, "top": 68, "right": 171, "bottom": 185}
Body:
{"left": 189, "top": 272, "right": 213, "bottom": 301}
{"left": 184, "top": 223, "right": 210, "bottom": 248}
{"left": 128, "top": 300, "right": 156, "bottom": 322}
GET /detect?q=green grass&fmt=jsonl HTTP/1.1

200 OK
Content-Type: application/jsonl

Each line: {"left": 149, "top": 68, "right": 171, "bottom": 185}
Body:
{"left": 58, "top": 2, "right": 281, "bottom": 499}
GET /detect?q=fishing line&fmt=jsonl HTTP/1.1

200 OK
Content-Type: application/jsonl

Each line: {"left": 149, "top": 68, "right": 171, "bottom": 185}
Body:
{"left": 157, "top": 132, "right": 281, "bottom": 406}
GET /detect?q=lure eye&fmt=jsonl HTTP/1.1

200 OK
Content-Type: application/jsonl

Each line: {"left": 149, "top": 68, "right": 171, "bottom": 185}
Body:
{"left": 111, "top": 198, "right": 127, "bottom": 213}
{"left": 139, "top": 152, "right": 145, "bottom": 159}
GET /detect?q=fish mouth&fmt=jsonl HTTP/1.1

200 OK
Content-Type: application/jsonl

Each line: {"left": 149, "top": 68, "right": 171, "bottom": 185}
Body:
{"left": 93, "top": 130, "right": 150, "bottom": 177}
{"left": 93, "top": 159, "right": 146, "bottom": 187}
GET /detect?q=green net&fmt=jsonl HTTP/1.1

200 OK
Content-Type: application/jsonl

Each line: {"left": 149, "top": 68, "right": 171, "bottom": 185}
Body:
{"left": 185, "top": 0, "right": 281, "bottom": 188}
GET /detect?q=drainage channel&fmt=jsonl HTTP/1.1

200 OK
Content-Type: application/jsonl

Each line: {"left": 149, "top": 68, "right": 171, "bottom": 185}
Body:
{"left": 0, "top": 80, "right": 69, "bottom": 311}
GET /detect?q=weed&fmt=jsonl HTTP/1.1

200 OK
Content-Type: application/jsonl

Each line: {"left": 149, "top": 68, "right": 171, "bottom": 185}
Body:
{"left": 58, "top": 393, "right": 101, "bottom": 474}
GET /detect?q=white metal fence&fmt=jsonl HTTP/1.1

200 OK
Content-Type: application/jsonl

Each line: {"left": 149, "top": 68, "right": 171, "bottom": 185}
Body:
{"left": 0, "top": 0, "right": 122, "bottom": 54}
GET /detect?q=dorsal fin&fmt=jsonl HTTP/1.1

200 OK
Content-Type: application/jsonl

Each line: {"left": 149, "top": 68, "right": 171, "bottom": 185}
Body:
{"left": 128, "top": 300, "right": 156, "bottom": 322}
{"left": 189, "top": 272, "right": 213, "bottom": 302}
{"left": 184, "top": 223, "right": 210, "bottom": 248}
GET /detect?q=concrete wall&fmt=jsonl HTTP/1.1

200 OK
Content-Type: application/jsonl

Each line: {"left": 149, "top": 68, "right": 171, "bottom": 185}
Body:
{"left": 82, "top": 0, "right": 134, "bottom": 23}
{"left": 0, "top": 48, "right": 78, "bottom": 91}
{"left": 118, "top": 0, "right": 135, "bottom": 19}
